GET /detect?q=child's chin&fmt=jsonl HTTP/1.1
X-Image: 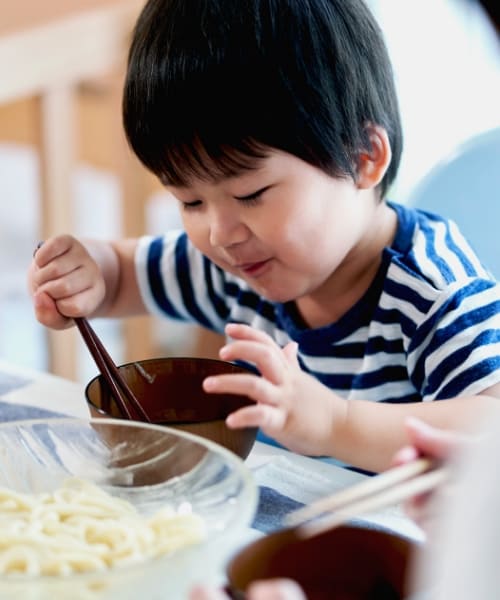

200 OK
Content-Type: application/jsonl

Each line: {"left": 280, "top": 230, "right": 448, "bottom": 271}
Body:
{"left": 254, "top": 287, "right": 297, "bottom": 304}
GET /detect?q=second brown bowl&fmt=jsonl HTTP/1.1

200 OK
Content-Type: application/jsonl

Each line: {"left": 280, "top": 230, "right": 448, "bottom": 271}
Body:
{"left": 227, "top": 522, "right": 420, "bottom": 599}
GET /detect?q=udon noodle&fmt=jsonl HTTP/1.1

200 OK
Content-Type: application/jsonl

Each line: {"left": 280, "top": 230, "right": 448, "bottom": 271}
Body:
{"left": 0, "top": 479, "right": 205, "bottom": 577}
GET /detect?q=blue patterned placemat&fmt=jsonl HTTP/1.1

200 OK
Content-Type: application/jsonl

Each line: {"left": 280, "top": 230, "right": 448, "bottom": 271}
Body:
{"left": 0, "top": 400, "right": 66, "bottom": 422}
{"left": 252, "top": 486, "right": 304, "bottom": 533}
{"left": 0, "top": 369, "right": 68, "bottom": 421}
{"left": 0, "top": 372, "right": 31, "bottom": 397}
{"left": 250, "top": 485, "right": 410, "bottom": 536}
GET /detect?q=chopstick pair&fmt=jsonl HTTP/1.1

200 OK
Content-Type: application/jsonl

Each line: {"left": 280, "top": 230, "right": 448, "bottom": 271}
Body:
{"left": 285, "top": 457, "right": 448, "bottom": 539}
{"left": 74, "top": 317, "right": 151, "bottom": 423}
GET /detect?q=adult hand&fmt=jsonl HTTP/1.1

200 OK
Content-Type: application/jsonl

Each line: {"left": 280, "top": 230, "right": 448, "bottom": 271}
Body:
{"left": 190, "top": 579, "right": 307, "bottom": 600}
{"left": 392, "top": 416, "right": 471, "bottom": 531}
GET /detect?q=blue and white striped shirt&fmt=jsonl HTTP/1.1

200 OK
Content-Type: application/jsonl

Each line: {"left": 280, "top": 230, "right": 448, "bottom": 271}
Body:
{"left": 135, "top": 201, "right": 500, "bottom": 404}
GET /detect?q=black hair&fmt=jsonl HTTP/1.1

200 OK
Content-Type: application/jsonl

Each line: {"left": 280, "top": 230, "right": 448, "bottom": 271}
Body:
{"left": 477, "top": 0, "right": 499, "bottom": 34}
{"left": 123, "top": 0, "right": 403, "bottom": 198}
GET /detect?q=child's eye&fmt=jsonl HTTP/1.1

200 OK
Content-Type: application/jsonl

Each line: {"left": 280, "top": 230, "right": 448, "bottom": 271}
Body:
{"left": 234, "top": 186, "right": 270, "bottom": 205}
{"left": 181, "top": 199, "right": 202, "bottom": 210}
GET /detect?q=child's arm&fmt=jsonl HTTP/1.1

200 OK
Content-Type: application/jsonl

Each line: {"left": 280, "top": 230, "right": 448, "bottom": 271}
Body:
{"left": 331, "top": 391, "right": 495, "bottom": 472}
{"left": 204, "top": 323, "right": 500, "bottom": 472}
{"left": 29, "top": 235, "right": 144, "bottom": 329}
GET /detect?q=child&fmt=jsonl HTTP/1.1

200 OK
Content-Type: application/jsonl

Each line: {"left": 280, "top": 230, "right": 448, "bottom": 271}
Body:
{"left": 29, "top": 0, "right": 500, "bottom": 472}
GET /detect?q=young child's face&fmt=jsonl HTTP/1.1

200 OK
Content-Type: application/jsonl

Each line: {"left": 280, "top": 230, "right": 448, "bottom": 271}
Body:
{"left": 166, "top": 150, "right": 380, "bottom": 304}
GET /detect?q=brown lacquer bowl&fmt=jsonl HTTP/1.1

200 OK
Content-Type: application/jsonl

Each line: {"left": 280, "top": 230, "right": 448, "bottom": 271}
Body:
{"left": 85, "top": 357, "right": 258, "bottom": 460}
{"left": 227, "top": 523, "right": 420, "bottom": 599}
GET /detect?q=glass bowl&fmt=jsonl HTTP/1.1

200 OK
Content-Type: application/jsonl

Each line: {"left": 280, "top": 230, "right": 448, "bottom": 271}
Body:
{"left": 0, "top": 418, "right": 258, "bottom": 600}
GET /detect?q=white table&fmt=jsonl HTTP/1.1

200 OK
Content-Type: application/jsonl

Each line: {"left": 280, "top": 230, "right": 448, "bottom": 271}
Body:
{"left": 0, "top": 359, "right": 422, "bottom": 540}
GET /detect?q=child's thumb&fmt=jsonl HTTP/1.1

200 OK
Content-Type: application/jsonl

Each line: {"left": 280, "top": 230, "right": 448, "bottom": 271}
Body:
{"left": 33, "top": 290, "right": 71, "bottom": 330}
{"left": 282, "top": 341, "right": 299, "bottom": 366}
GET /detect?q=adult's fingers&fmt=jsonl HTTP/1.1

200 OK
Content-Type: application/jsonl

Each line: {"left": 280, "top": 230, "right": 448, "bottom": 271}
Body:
{"left": 189, "top": 585, "right": 228, "bottom": 600}
{"left": 391, "top": 444, "right": 419, "bottom": 468}
{"left": 404, "top": 417, "right": 464, "bottom": 462}
{"left": 247, "top": 579, "right": 307, "bottom": 600}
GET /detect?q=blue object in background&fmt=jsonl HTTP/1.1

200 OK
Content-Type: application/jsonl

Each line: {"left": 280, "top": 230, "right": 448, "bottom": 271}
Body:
{"left": 407, "top": 127, "right": 500, "bottom": 279}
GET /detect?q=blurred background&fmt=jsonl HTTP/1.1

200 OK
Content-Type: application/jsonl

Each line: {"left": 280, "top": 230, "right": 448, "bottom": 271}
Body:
{"left": 1, "top": 0, "right": 499, "bottom": 384}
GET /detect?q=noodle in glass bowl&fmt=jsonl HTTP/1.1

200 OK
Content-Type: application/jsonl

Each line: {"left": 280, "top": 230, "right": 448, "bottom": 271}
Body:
{"left": 0, "top": 418, "right": 258, "bottom": 600}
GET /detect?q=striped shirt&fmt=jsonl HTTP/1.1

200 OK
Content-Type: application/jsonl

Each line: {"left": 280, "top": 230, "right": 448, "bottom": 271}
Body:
{"left": 135, "top": 201, "right": 500, "bottom": 404}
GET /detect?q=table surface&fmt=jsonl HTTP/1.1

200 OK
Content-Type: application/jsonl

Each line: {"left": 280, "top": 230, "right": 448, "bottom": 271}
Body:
{"left": 0, "top": 358, "right": 422, "bottom": 542}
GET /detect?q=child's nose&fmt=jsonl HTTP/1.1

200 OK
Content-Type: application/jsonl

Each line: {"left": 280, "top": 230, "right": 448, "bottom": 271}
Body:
{"left": 209, "top": 212, "right": 249, "bottom": 248}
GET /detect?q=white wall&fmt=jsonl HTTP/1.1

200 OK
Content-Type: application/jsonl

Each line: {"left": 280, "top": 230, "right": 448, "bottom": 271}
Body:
{"left": 369, "top": 0, "right": 500, "bottom": 201}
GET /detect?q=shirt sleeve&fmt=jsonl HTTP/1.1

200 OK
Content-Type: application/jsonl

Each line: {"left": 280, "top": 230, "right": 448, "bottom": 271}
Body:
{"left": 407, "top": 278, "right": 500, "bottom": 399}
{"left": 134, "top": 232, "right": 229, "bottom": 333}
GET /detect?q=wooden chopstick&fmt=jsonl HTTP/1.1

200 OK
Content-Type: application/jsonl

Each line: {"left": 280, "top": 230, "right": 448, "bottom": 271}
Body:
{"left": 75, "top": 317, "right": 151, "bottom": 423}
{"left": 285, "top": 458, "right": 448, "bottom": 539}
{"left": 286, "top": 457, "right": 432, "bottom": 526}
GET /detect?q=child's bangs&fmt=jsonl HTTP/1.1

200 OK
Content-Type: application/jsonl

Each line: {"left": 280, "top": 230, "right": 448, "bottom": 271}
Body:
{"left": 157, "top": 136, "right": 269, "bottom": 188}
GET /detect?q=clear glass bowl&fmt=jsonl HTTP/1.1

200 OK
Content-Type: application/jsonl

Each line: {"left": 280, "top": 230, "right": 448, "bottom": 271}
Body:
{"left": 0, "top": 418, "right": 258, "bottom": 600}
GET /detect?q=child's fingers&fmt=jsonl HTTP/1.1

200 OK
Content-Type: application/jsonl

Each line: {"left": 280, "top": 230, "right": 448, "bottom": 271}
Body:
{"left": 55, "top": 288, "right": 101, "bottom": 319}
{"left": 226, "top": 403, "right": 286, "bottom": 432}
{"left": 33, "top": 291, "right": 73, "bottom": 330}
{"left": 203, "top": 372, "right": 281, "bottom": 407}
{"left": 32, "top": 234, "right": 76, "bottom": 267}
{"left": 225, "top": 323, "right": 283, "bottom": 349}
{"left": 36, "top": 268, "right": 92, "bottom": 303}
{"left": 219, "top": 340, "right": 287, "bottom": 384}
{"left": 282, "top": 341, "right": 299, "bottom": 366}
{"left": 33, "top": 254, "right": 93, "bottom": 290}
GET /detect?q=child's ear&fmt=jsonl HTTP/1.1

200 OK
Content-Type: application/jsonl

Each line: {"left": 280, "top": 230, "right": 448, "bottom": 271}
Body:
{"left": 356, "top": 125, "right": 392, "bottom": 190}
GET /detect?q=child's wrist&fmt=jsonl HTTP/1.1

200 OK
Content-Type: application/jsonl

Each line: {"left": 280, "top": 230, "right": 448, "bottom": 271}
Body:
{"left": 318, "top": 390, "right": 347, "bottom": 458}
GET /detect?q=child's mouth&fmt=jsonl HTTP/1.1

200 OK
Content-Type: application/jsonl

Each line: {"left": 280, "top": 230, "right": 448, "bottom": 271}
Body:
{"left": 239, "top": 259, "right": 271, "bottom": 277}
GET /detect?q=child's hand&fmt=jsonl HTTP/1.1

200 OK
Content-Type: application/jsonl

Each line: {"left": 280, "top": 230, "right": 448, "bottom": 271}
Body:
{"left": 203, "top": 323, "right": 344, "bottom": 456}
{"left": 28, "top": 235, "right": 106, "bottom": 330}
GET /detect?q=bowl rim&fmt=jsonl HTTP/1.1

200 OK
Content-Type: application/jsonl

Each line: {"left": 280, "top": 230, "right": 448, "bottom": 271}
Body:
{"left": 0, "top": 416, "right": 259, "bottom": 584}
{"left": 85, "top": 356, "right": 255, "bottom": 383}
{"left": 84, "top": 358, "right": 259, "bottom": 435}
